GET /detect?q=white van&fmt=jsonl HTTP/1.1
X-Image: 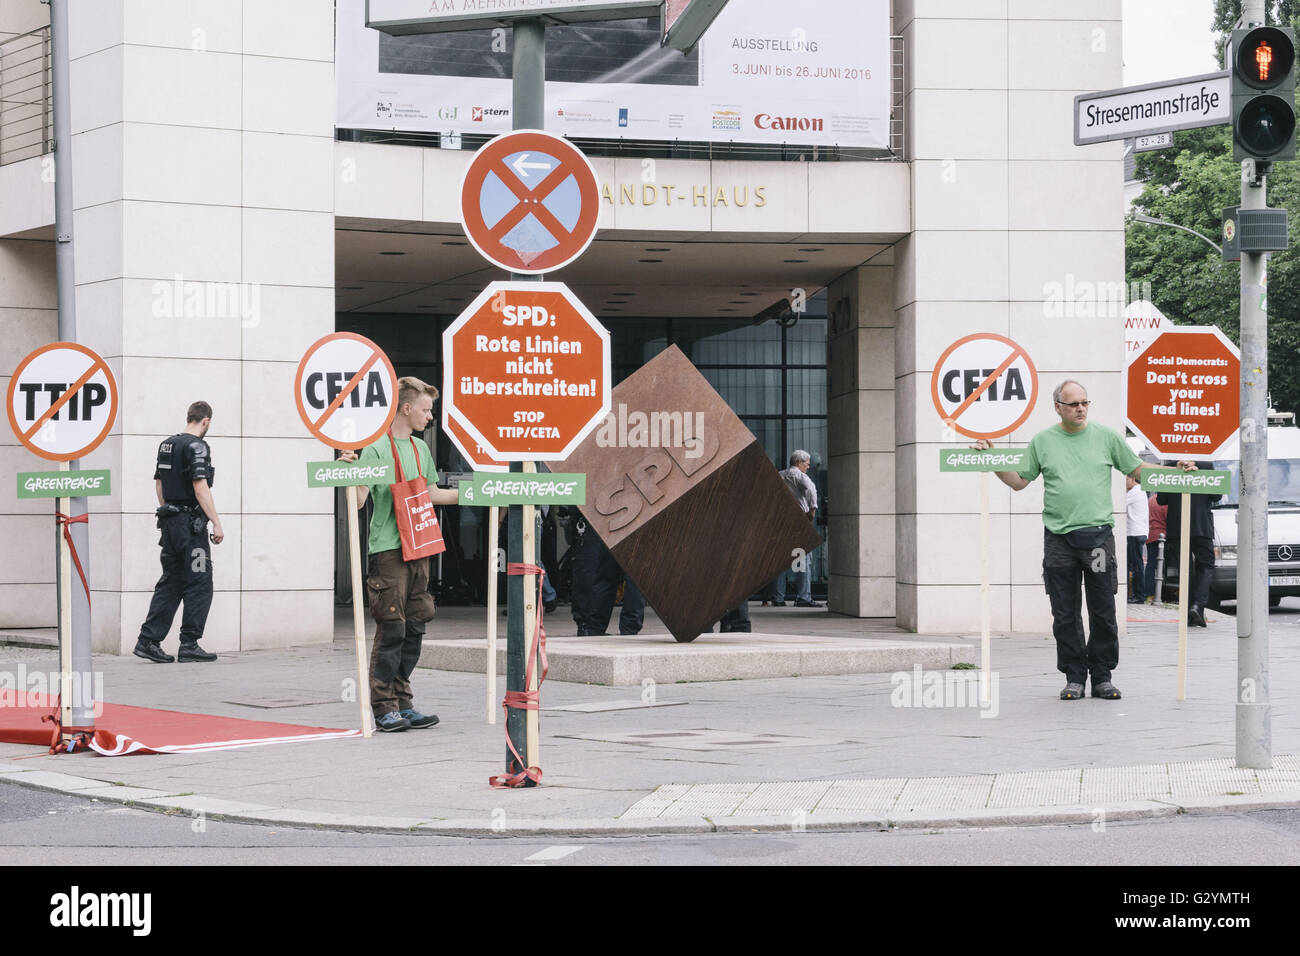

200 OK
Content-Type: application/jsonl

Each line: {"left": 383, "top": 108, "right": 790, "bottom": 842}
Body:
{"left": 1207, "top": 412, "right": 1300, "bottom": 608}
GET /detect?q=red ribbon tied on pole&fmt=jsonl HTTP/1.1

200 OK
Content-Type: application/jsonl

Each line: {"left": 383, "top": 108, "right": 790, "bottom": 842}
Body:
{"left": 489, "top": 562, "right": 550, "bottom": 789}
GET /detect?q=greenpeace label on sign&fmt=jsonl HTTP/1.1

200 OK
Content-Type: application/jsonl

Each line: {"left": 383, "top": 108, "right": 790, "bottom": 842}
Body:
{"left": 1141, "top": 469, "right": 1232, "bottom": 495}
{"left": 306, "top": 461, "right": 393, "bottom": 488}
{"left": 939, "top": 449, "right": 1029, "bottom": 472}
{"left": 17, "top": 470, "right": 112, "bottom": 498}
{"left": 458, "top": 472, "right": 587, "bottom": 506}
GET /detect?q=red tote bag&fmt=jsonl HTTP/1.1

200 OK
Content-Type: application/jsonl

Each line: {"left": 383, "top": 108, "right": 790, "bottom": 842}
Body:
{"left": 387, "top": 433, "right": 445, "bottom": 561}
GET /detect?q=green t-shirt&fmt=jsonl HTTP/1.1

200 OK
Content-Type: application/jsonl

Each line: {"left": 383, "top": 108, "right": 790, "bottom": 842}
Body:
{"left": 359, "top": 433, "right": 435, "bottom": 555}
{"left": 1017, "top": 423, "right": 1142, "bottom": 535}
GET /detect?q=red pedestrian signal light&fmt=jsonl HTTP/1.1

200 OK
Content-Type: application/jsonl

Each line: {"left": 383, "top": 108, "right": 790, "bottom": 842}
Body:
{"left": 1232, "top": 26, "right": 1296, "bottom": 161}
{"left": 1256, "top": 40, "right": 1272, "bottom": 81}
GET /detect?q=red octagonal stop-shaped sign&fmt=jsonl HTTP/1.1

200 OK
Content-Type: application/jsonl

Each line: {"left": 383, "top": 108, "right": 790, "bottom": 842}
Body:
{"left": 1127, "top": 325, "right": 1240, "bottom": 461}
{"left": 443, "top": 281, "right": 610, "bottom": 461}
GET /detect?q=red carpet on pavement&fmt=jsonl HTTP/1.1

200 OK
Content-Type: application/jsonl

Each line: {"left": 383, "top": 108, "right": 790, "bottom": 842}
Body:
{"left": 0, "top": 693, "right": 360, "bottom": 755}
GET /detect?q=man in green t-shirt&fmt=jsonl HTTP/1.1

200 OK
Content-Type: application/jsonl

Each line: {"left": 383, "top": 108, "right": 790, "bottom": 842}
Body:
{"left": 340, "top": 376, "right": 459, "bottom": 732}
{"left": 977, "top": 380, "right": 1174, "bottom": 702}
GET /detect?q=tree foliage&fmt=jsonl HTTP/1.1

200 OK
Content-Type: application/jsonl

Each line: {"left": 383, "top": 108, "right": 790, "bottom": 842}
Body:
{"left": 1126, "top": 3, "right": 1300, "bottom": 416}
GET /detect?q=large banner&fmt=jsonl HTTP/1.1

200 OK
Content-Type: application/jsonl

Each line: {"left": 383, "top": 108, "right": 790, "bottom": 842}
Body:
{"left": 336, "top": 0, "right": 891, "bottom": 149}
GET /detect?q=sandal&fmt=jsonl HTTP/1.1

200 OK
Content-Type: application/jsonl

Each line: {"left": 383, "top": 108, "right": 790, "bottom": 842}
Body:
{"left": 1091, "top": 681, "right": 1122, "bottom": 700}
{"left": 1060, "top": 682, "right": 1084, "bottom": 700}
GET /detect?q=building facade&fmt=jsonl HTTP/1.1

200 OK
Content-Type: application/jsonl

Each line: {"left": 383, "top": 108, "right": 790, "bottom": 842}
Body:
{"left": 0, "top": 0, "right": 1126, "bottom": 651}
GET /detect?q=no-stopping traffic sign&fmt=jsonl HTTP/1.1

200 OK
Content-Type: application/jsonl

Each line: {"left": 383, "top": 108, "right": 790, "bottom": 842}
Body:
{"left": 460, "top": 129, "right": 600, "bottom": 274}
{"left": 931, "top": 333, "right": 1039, "bottom": 441}
{"left": 294, "top": 332, "right": 399, "bottom": 450}
{"left": 6, "top": 342, "right": 119, "bottom": 461}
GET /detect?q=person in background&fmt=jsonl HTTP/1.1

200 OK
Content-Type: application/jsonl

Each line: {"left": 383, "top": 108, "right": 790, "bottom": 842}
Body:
{"left": 772, "top": 450, "right": 823, "bottom": 608}
{"left": 1125, "top": 474, "right": 1149, "bottom": 605}
{"left": 1158, "top": 462, "right": 1220, "bottom": 628}
{"left": 1145, "top": 492, "right": 1168, "bottom": 603}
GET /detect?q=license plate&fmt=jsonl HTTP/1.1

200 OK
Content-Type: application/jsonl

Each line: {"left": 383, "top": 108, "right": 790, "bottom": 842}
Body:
{"left": 1268, "top": 575, "right": 1300, "bottom": 586}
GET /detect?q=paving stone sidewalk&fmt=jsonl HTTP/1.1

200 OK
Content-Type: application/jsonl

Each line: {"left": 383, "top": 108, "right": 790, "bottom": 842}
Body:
{"left": 1, "top": 603, "right": 1297, "bottom": 834}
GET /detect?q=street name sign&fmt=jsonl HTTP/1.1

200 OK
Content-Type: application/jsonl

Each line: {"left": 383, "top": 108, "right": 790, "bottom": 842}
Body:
{"left": 17, "top": 470, "right": 112, "bottom": 498}
{"left": 930, "top": 333, "right": 1039, "bottom": 441}
{"left": 294, "top": 332, "right": 399, "bottom": 451}
{"left": 1126, "top": 325, "right": 1241, "bottom": 461}
{"left": 367, "top": 0, "right": 660, "bottom": 34}
{"left": 6, "top": 342, "right": 119, "bottom": 462}
{"left": 1141, "top": 468, "right": 1233, "bottom": 495}
{"left": 939, "top": 448, "right": 1029, "bottom": 472}
{"left": 458, "top": 472, "right": 586, "bottom": 506}
{"left": 460, "top": 129, "right": 600, "bottom": 274}
{"left": 1074, "top": 70, "right": 1230, "bottom": 145}
{"left": 442, "top": 281, "right": 611, "bottom": 460}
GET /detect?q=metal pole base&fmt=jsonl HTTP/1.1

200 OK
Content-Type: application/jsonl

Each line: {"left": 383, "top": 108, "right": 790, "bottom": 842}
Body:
{"left": 1235, "top": 702, "right": 1271, "bottom": 769}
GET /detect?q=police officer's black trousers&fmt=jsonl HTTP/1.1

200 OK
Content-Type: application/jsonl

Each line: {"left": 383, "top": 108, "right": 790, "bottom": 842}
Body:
{"left": 1042, "top": 527, "right": 1119, "bottom": 686}
{"left": 139, "top": 513, "right": 212, "bottom": 646}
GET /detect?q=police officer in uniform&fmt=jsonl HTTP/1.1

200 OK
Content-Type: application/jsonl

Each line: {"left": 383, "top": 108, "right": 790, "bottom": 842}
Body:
{"left": 133, "top": 401, "right": 224, "bottom": 663}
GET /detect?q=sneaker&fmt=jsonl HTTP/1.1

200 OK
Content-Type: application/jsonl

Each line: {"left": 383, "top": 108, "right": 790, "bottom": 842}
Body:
{"left": 177, "top": 642, "right": 217, "bottom": 662}
{"left": 399, "top": 708, "right": 439, "bottom": 729}
{"left": 133, "top": 639, "right": 174, "bottom": 664}
{"left": 375, "top": 712, "right": 411, "bottom": 732}
{"left": 794, "top": 599, "right": 824, "bottom": 608}
{"left": 1091, "top": 681, "right": 1122, "bottom": 700}
{"left": 771, "top": 601, "right": 787, "bottom": 607}
{"left": 1060, "top": 682, "right": 1085, "bottom": 700}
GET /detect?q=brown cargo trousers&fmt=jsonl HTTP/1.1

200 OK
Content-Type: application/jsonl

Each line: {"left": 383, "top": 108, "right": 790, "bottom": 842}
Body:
{"left": 366, "top": 548, "right": 436, "bottom": 716}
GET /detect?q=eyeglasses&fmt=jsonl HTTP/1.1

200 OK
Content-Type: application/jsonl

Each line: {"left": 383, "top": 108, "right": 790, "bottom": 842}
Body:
{"left": 1056, "top": 400, "right": 1091, "bottom": 408}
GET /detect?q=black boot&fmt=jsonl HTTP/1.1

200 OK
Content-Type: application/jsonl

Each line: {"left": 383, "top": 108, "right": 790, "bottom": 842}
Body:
{"left": 1189, "top": 605, "right": 1207, "bottom": 628}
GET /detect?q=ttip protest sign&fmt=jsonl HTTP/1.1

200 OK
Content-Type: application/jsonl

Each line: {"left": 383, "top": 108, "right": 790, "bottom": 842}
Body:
{"left": 442, "top": 281, "right": 611, "bottom": 461}
{"left": 1126, "top": 325, "right": 1240, "bottom": 461}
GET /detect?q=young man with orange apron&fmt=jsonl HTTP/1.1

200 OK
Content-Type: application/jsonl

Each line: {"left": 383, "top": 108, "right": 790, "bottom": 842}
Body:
{"left": 341, "top": 377, "right": 459, "bottom": 732}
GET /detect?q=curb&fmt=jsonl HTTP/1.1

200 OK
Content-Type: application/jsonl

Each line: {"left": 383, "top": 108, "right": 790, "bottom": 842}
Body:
{"left": 3, "top": 766, "right": 1298, "bottom": 838}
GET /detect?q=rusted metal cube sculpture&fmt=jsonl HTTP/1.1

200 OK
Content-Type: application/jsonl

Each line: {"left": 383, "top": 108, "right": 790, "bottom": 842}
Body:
{"left": 555, "top": 345, "right": 823, "bottom": 642}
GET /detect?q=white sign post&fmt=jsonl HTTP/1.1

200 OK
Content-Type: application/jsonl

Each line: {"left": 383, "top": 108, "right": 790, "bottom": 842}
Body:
{"left": 932, "top": 334, "right": 1040, "bottom": 704}
{"left": 294, "top": 332, "right": 400, "bottom": 739}
{"left": 6, "top": 342, "right": 118, "bottom": 735}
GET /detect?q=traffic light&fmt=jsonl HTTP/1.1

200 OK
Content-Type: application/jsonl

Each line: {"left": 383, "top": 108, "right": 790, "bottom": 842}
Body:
{"left": 1232, "top": 26, "right": 1297, "bottom": 162}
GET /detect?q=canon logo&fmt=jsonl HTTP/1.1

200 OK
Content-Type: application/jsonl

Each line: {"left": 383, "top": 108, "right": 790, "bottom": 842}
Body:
{"left": 754, "top": 112, "right": 824, "bottom": 132}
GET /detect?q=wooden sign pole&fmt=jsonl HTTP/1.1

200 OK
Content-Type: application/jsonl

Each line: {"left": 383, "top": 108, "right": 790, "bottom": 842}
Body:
{"left": 1176, "top": 492, "right": 1191, "bottom": 701}
{"left": 486, "top": 504, "right": 499, "bottom": 724}
{"left": 979, "top": 471, "right": 991, "bottom": 705}
{"left": 57, "top": 460, "right": 72, "bottom": 731}
{"left": 345, "top": 484, "right": 373, "bottom": 738}
{"left": 522, "top": 461, "right": 540, "bottom": 769}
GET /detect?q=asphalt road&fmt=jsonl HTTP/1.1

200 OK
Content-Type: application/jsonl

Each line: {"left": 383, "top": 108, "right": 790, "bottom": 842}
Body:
{"left": 3, "top": 778, "right": 1298, "bottom": 867}
{"left": 1208, "top": 595, "right": 1300, "bottom": 623}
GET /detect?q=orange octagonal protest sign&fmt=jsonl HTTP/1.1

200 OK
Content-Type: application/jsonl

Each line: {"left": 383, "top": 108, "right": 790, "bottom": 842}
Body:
{"left": 1127, "top": 325, "right": 1240, "bottom": 461}
{"left": 442, "top": 281, "right": 610, "bottom": 461}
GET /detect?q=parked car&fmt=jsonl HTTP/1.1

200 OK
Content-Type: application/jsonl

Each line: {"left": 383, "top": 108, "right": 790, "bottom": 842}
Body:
{"left": 1135, "top": 412, "right": 1300, "bottom": 608}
